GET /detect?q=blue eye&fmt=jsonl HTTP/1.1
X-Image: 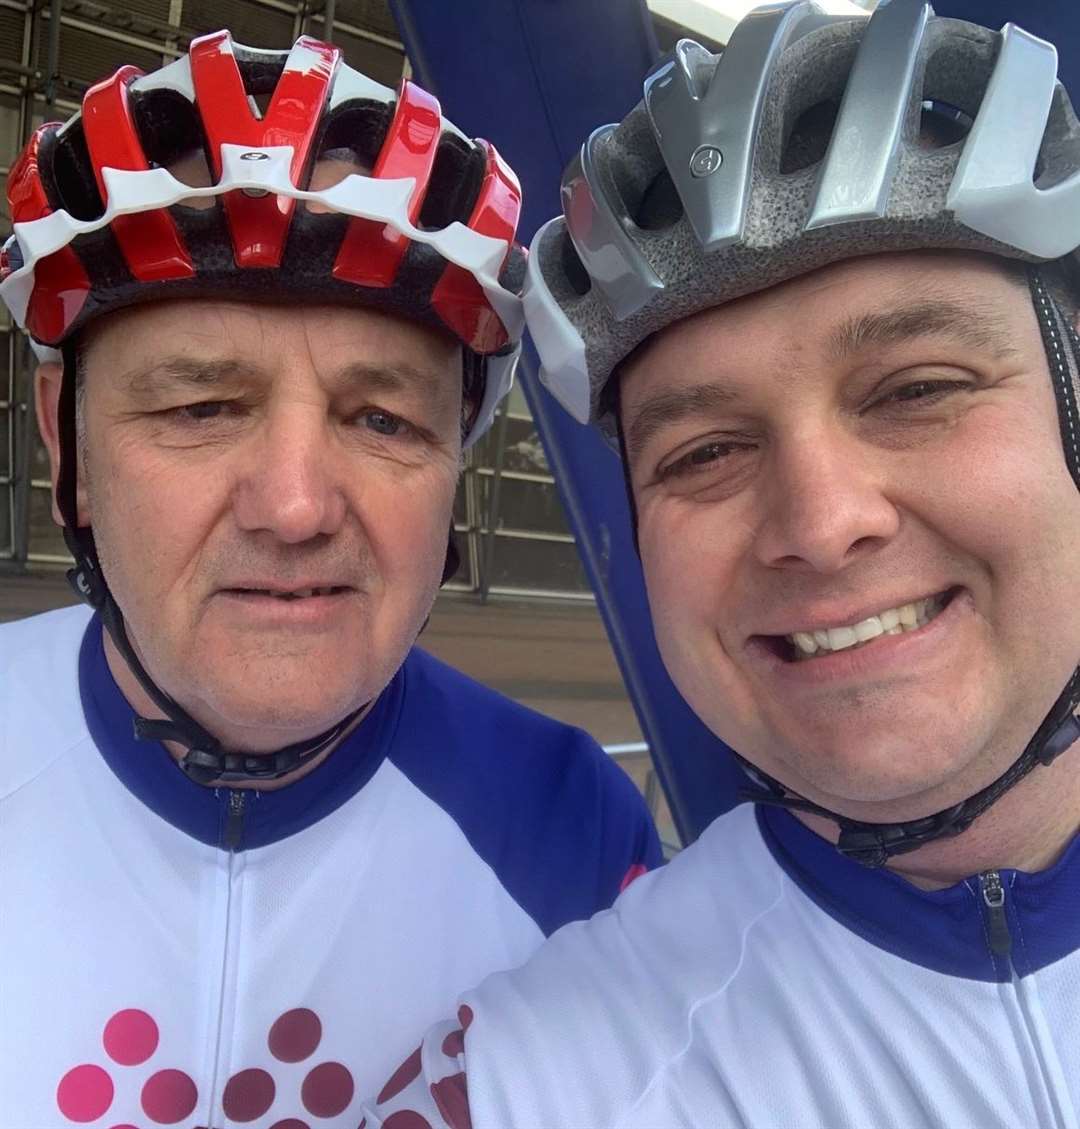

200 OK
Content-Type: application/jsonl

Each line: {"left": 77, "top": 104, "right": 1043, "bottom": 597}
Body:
{"left": 893, "top": 381, "right": 945, "bottom": 402}
{"left": 364, "top": 410, "right": 403, "bottom": 436}
{"left": 169, "top": 400, "right": 248, "bottom": 425}
{"left": 183, "top": 401, "right": 227, "bottom": 420}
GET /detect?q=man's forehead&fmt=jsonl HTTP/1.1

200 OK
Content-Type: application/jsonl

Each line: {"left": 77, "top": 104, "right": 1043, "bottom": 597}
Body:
{"left": 627, "top": 252, "right": 1028, "bottom": 378}
{"left": 81, "top": 297, "right": 458, "bottom": 375}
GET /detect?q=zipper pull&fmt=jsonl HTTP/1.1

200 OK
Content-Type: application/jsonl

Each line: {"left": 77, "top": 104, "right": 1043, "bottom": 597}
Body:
{"left": 224, "top": 790, "right": 246, "bottom": 851}
{"left": 979, "top": 870, "right": 1012, "bottom": 958}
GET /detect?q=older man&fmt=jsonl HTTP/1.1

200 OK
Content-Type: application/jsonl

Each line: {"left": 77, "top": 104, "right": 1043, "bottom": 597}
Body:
{"left": 361, "top": 2, "right": 1080, "bottom": 1126}
{"left": 0, "top": 32, "right": 659, "bottom": 1129}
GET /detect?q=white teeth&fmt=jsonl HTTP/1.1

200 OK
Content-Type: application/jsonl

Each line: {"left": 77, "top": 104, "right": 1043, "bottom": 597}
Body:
{"left": 785, "top": 593, "right": 949, "bottom": 659}
{"left": 793, "top": 631, "right": 818, "bottom": 654}
{"left": 854, "top": 617, "right": 884, "bottom": 643}
{"left": 879, "top": 608, "right": 900, "bottom": 630}
{"left": 826, "top": 625, "right": 858, "bottom": 650}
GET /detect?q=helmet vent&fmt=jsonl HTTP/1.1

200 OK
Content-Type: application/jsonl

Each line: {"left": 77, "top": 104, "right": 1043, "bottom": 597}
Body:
{"left": 780, "top": 99, "right": 840, "bottom": 175}
{"left": 917, "top": 100, "right": 971, "bottom": 150}
{"left": 635, "top": 169, "right": 683, "bottom": 231}
{"left": 419, "top": 134, "right": 484, "bottom": 230}
{"left": 233, "top": 46, "right": 288, "bottom": 97}
{"left": 51, "top": 120, "right": 106, "bottom": 222}
{"left": 1032, "top": 84, "right": 1080, "bottom": 190}
{"left": 315, "top": 101, "right": 392, "bottom": 180}
{"left": 133, "top": 88, "right": 205, "bottom": 172}
{"left": 560, "top": 233, "right": 592, "bottom": 298}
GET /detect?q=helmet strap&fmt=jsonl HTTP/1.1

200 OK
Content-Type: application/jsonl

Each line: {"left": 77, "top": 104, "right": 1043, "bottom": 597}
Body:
{"left": 57, "top": 343, "right": 366, "bottom": 787}
{"left": 740, "top": 672, "right": 1080, "bottom": 868}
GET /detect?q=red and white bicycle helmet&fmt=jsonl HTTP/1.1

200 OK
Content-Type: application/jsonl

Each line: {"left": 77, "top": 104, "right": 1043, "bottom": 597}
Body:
{"left": 0, "top": 29, "right": 526, "bottom": 444}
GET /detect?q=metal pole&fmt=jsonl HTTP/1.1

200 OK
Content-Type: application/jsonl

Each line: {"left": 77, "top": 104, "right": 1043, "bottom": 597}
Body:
{"left": 479, "top": 397, "right": 511, "bottom": 604}
{"left": 44, "top": 0, "right": 62, "bottom": 117}
{"left": 323, "top": 0, "right": 336, "bottom": 40}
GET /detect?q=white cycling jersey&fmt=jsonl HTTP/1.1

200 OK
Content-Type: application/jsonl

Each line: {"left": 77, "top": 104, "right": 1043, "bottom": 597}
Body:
{"left": 0, "top": 605, "right": 660, "bottom": 1129}
{"left": 361, "top": 800, "right": 1080, "bottom": 1129}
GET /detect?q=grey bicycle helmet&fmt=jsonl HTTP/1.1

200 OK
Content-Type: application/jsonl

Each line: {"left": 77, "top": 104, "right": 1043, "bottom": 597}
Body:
{"left": 524, "top": 0, "right": 1080, "bottom": 867}
{"left": 525, "top": 0, "right": 1080, "bottom": 445}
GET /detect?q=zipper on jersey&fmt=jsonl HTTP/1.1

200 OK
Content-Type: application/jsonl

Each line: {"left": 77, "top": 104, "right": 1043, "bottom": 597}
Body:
{"left": 979, "top": 869, "right": 1012, "bottom": 959}
{"left": 223, "top": 790, "right": 246, "bottom": 851}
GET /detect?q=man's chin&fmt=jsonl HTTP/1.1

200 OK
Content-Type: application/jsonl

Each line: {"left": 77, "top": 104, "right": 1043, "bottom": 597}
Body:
{"left": 190, "top": 680, "right": 372, "bottom": 751}
{"left": 750, "top": 726, "right": 986, "bottom": 816}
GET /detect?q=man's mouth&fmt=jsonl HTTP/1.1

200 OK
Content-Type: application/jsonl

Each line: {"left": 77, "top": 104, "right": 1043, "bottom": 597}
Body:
{"left": 771, "top": 588, "right": 959, "bottom": 662}
{"left": 224, "top": 585, "right": 351, "bottom": 602}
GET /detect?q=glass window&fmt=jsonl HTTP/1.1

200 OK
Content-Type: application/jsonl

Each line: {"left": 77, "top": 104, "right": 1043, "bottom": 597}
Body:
{"left": 28, "top": 485, "right": 68, "bottom": 562}
{"left": 487, "top": 535, "right": 590, "bottom": 596}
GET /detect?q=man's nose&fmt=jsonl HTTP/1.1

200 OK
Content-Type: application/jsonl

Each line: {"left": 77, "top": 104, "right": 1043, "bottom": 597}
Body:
{"left": 752, "top": 428, "right": 900, "bottom": 573}
{"left": 232, "top": 406, "right": 348, "bottom": 543}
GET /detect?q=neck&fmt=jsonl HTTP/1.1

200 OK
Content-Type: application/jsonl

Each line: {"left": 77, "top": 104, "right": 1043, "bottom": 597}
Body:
{"left": 102, "top": 629, "right": 366, "bottom": 791}
{"left": 797, "top": 733, "right": 1080, "bottom": 889}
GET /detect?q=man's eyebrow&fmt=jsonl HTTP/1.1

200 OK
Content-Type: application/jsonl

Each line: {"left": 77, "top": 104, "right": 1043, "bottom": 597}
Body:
{"left": 120, "top": 357, "right": 255, "bottom": 395}
{"left": 625, "top": 382, "right": 739, "bottom": 458}
{"left": 828, "top": 300, "right": 1018, "bottom": 361}
{"left": 335, "top": 361, "right": 447, "bottom": 396}
{"left": 119, "top": 358, "right": 449, "bottom": 397}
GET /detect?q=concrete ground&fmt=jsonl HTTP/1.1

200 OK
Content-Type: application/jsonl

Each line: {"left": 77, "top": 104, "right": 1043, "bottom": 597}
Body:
{"left": 1, "top": 568, "right": 678, "bottom": 848}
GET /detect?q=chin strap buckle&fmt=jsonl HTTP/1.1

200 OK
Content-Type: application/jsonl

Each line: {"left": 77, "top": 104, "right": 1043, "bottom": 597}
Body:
{"left": 1037, "top": 709, "right": 1080, "bottom": 766}
{"left": 835, "top": 804, "right": 968, "bottom": 868}
{"left": 66, "top": 559, "right": 109, "bottom": 610}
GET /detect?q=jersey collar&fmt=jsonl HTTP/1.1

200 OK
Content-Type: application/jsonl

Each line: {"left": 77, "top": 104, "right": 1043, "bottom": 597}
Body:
{"left": 757, "top": 803, "right": 1080, "bottom": 981}
{"left": 79, "top": 613, "right": 404, "bottom": 850}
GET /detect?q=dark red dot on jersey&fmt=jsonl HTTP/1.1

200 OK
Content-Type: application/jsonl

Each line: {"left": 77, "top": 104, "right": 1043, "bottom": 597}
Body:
{"left": 382, "top": 1112, "right": 433, "bottom": 1129}
{"left": 431, "top": 1073, "right": 472, "bottom": 1129}
{"left": 302, "top": 1061, "right": 355, "bottom": 1118}
{"left": 141, "top": 1069, "right": 198, "bottom": 1124}
{"left": 222, "top": 1068, "right": 276, "bottom": 1122}
{"left": 103, "top": 1008, "right": 160, "bottom": 1066}
{"left": 620, "top": 862, "right": 649, "bottom": 891}
{"left": 269, "top": 1007, "right": 322, "bottom": 1062}
{"left": 377, "top": 1045, "right": 422, "bottom": 1103}
{"left": 107, "top": 1125, "right": 138, "bottom": 1129}
{"left": 56, "top": 1065, "right": 114, "bottom": 1123}
{"left": 441, "top": 1029, "right": 466, "bottom": 1059}
{"left": 269, "top": 1120, "right": 310, "bottom": 1129}
{"left": 457, "top": 1005, "right": 474, "bottom": 1031}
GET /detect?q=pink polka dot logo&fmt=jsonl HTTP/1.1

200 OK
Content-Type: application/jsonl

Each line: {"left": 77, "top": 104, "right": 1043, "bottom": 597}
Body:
{"left": 55, "top": 1006, "right": 358, "bottom": 1127}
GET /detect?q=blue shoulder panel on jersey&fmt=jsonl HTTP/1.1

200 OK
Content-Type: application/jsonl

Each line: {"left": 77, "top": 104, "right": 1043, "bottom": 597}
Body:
{"left": 388, "top": 648, "right": 663, "bottom": 936}
{"left": 79, "top": 615, "right": 401, "bottom": 850}
{"left": 758, "top": 805, "right": 1080, "bottom": 981}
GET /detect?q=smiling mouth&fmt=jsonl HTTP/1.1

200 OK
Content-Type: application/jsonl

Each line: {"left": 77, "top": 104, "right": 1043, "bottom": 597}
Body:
{"left": 765, "top": 587, "right": 960, "bottom": 662}
{"left": 225, "top": 586, "right": 351, "bottom": 602}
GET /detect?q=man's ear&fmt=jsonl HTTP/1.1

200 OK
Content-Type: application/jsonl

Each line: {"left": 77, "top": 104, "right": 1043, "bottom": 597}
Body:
{"left": 34, "top": 360, "right": 89, "bottom": 528}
